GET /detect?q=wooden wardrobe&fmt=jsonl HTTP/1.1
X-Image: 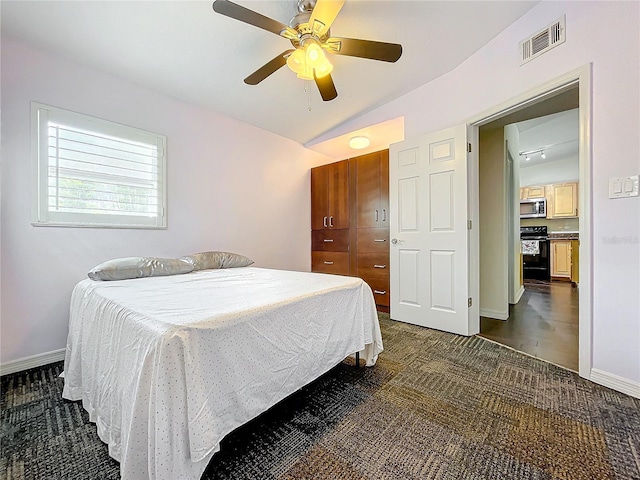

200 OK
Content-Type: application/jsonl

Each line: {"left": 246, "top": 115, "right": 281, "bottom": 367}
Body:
{"left": 310, "top": 150, "right": 390, "bottom": 312}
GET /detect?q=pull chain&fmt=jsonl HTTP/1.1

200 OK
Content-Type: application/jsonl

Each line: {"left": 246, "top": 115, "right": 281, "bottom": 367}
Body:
{"left": 305, "top": 80, "right": 312, "bottom": 112}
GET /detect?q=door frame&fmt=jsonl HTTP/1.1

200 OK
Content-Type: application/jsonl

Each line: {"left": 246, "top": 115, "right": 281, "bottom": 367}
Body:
{"left": 467, "top": 64, "right": 592, "bottom": 379}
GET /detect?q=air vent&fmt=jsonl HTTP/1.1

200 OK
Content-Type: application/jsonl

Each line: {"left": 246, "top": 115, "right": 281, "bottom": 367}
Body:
{"left": 519, "top": 15, "right": 566, "bottom": 65}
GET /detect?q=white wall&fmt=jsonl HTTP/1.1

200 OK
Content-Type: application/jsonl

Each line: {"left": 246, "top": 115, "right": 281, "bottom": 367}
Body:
{"left": 318, "top": 2, "right": 640, "bottom": 385}
{"left": 479, "top": 127, "right": 508, "bottom": 319}
{"left": 0, "top": 38, "right": 332, "bottom": 365}
{"left": 505, "top": 125, "right": 523, "bottom": 304}
{"left": 520, "top": 155, "right": 579, "bottom": 186}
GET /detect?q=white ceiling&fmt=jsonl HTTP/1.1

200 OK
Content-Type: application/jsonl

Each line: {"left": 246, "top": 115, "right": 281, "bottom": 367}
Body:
{"left": 515, "top": 109, "right": 579, "bottom": 169}
{"left": 2, "top": 0, "right": 539, "bottom": 146}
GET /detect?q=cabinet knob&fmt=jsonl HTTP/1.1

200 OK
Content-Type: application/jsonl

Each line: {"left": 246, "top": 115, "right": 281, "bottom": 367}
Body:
{"left": 323, "top": 239, "right": 334, "bottom": 243}
{"left": 324, "top": 261, "right": 334, "bottom": 265}
{"left": 374, "top": 290, "right": 387, "bottom": 295}
{"left": 374, "top": 264, "right": 387, "bottom": 269}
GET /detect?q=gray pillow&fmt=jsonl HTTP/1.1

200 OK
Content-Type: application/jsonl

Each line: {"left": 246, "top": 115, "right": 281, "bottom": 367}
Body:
{"left": 179, "top": 251, "right": 254, "bottom": 271}
{"left": 88, "top": 257, "right": 194, "bottom": 281}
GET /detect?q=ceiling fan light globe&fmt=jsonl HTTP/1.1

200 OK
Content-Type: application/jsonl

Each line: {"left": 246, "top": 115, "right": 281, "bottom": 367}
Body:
{"left": 286, "top": 48, "right": 306, "bottom": 75}
{"left": 306, "top": 42, "right": 323, "bottom": 66}
{"left": 296, "top": 71, "right": 314, "bottom": 81}
{"left": 314, "top": 61, "right": 333, "bottom": 78}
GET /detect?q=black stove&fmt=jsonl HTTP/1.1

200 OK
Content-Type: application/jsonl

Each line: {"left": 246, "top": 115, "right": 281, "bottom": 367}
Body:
{"left": 521, "top": 226, "right": 550, "bottom": 280}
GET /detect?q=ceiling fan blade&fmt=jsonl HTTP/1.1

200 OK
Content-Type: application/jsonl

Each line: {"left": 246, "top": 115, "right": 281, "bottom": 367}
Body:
{"left": 326, "top": 37, "right": 403, "bottom": 63}
{"left": 244, "top": 50, "right": 294, "bottom": 85}
{"left": 213, "top": 0, "right": 297, "bottom": 39}
{"left": 314, "top": 72, "right": 338, "bottom": 102}
{"left": 308, "top": 0, "right": 345, "bottom": 36}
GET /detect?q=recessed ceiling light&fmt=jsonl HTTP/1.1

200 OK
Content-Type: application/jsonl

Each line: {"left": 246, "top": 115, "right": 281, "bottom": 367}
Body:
{"left": 349, "top": 136, "right": 370, "bottom": 149}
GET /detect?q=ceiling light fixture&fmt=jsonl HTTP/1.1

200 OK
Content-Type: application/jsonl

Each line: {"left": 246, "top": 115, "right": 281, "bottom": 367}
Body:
{"left": 519, "top": 147, "right": 546, "bottom": 160}
{"left": 286, "top": 40, "right": 333, "bottom": 80}
{"left": 349, "top": 136, "right": 370, "bottom": 149}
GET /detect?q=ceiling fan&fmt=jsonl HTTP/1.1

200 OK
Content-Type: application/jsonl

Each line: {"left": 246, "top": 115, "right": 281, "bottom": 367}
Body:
{"left": 212, "top": 0, "right": 403, "bottom": 102}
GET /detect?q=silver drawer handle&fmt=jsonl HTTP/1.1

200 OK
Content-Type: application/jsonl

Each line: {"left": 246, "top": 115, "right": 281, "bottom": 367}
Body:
{"left": 323, "top": 239, "right": 334, "bottom": 243}
{"left": 374, "top": 264, "right": 387, "bottom": 269}
{"left": 324, "top": 261, "right": 334, "bottom": 265}
{"left": 374, "top": 290, "right": 387, "bottom": 295}
{"left": 373, "top": 239, "right": 386, "bottom": 242}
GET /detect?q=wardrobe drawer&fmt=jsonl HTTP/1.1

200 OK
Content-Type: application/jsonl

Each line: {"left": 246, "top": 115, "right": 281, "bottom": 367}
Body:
{"left": 357, "top": 253, "right": 390, "bottom": 283}
{"left": 312, "top": 251, "right": 350, "bottom": 275}
{"left": 365, "top": 277, "right": 390, "bottom": 307}
{"left": 312, "top": 229, "right": 349, "bottom": 252}
{"left": 356, "top": 228, "right": 390, "bottom": 254}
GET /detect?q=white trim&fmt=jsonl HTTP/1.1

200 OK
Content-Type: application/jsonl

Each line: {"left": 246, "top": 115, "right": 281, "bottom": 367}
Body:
{"left": 480, "top": 309, "right": 509, "bottom": 321}
{"left": 468, "top": 64, "right": 593, "bottom": 380}
{"left": 0, "top": 348, "right": 66, "bottom": 376}
{"left": 513, "top": 285, "right": 525, "bottom": 304}
{"left": 590, "top": 369, "right": 640, "bottom": 399}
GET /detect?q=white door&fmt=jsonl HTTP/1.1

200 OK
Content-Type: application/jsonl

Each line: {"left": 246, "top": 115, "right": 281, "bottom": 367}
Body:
{"left": 389, "top": 124, "right": 477, "bottom": 336}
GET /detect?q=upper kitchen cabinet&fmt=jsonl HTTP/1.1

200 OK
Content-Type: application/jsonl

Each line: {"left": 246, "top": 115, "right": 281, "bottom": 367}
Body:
{"left": 354, "top": 150, "right": 390, "bottom": 228}
{"left": 311, "top": 160, "right": 350, "bottom": 230}
{"left": 520, "top": 185, "right": 546, "bottom": 200}
{"left": 547, "top": 182, "right": 578, "bottom": 218}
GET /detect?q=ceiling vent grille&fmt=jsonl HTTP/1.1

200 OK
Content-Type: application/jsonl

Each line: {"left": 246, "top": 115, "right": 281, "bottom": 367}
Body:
{"left": 519, "top": 16, "right": 566, "bottom": 65}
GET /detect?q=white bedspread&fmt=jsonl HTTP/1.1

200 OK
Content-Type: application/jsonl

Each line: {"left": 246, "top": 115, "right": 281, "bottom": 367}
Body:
{"left": 62, "top": 267, "right": 382, "bottom": 480}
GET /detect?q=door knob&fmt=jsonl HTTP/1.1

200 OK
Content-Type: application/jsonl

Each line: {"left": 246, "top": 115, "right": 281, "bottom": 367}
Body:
{"left": 391, "top": 238, "right": 398, "bottom": 244}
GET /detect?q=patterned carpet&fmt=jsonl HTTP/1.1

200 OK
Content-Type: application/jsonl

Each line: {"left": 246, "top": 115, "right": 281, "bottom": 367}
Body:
{"left": 2, "top": 314, "right": 639, "bottom": 479}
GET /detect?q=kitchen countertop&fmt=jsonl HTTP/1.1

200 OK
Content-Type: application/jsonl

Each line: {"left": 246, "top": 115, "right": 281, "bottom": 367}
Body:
{"left": 548, "top": 231, "right": 579, "bottom": 240}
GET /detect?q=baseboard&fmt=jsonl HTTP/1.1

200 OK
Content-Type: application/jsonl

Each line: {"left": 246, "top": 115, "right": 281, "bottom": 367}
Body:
{"left": 479, "top": 308, "right": 509, "bottom": 321}
{"left": 513, "top": 285, "right": 525, "bottom": 304}
{"left": 590, "top": 368, "right": 640, "bottom": 399}
{"left": 0, "top": 348, "right": 66, "bottom": 376}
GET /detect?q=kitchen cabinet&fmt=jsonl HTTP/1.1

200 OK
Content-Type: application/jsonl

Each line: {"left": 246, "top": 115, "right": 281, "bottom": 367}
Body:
{"left": 520, "top": 185, "right": 546, "bottom": 199}
{"left": 551, "top": 240, "right": 572, "bottom": 279}
{"left": 570, "top": 239, "right": 580, "bottom": 283}
{"left": 547, "top": 182, "right": 578, "bottom": 218}
{"left": 311, "top": 160, "right": 349, "bottom": 230}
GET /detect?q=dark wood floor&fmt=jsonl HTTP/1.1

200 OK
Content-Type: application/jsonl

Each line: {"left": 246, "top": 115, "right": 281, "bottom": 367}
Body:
{"left": 479, "top": 280, "right": 579, "bottom": 371}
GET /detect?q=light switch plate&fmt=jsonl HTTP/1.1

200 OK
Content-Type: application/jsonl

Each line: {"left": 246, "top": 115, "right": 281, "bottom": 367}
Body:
{"left": 609, "top": 175, "right": 639, "bottom": 198}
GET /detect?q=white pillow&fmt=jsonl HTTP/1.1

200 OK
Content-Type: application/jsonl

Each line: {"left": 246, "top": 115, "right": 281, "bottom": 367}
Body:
{"left": 179, "top": 251, "right": 254, "bottom": 271}
{"left": 88, "top": 257, "right": 193, "bottom": 281}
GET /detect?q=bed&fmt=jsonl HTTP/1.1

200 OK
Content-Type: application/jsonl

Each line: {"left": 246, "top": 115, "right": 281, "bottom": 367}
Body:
{"left": 62, "top": 266, "right": 383, "bottom": 480}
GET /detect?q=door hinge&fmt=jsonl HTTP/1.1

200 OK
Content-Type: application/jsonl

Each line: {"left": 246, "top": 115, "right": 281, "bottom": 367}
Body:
{"left": 467, "top": 220, "right": 472, "bottom": 230}
{"left": 468, "top": 297, "right": 473, "bottom": 307}
{"left": 468, "top": 143, "right": 472, "bottom": 153}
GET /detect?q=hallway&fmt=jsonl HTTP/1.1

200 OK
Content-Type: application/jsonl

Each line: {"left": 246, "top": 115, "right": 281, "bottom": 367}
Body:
{"left": 479, "top": 281, "right": 579, "bottom": 371}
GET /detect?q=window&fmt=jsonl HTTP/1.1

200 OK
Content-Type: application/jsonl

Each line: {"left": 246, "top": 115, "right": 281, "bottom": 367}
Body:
{"left": 31, "top": 102, "right": 167, "bottom": 228}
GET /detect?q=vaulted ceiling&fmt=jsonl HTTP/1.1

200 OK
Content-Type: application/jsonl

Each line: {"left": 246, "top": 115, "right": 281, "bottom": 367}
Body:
{"left": 2, "top": 0, "right": 539, "bottom": 145}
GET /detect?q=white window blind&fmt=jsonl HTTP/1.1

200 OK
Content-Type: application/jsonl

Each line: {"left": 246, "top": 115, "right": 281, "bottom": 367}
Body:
{"left": 32, "top": 103, "right": 167, "bottom": 228}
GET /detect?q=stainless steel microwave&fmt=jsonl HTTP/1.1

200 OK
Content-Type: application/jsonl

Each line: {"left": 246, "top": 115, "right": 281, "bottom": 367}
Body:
{"left": 520, "top": 198, "right": 546, "bottom": 218}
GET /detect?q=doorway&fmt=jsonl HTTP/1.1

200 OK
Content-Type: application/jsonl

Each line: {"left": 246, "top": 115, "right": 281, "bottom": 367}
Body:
{"left": 467, "top": 65, "right": 592, "bottom": 378}
{"left": 478, "top": 99, "right": 580, "bottom": 371}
